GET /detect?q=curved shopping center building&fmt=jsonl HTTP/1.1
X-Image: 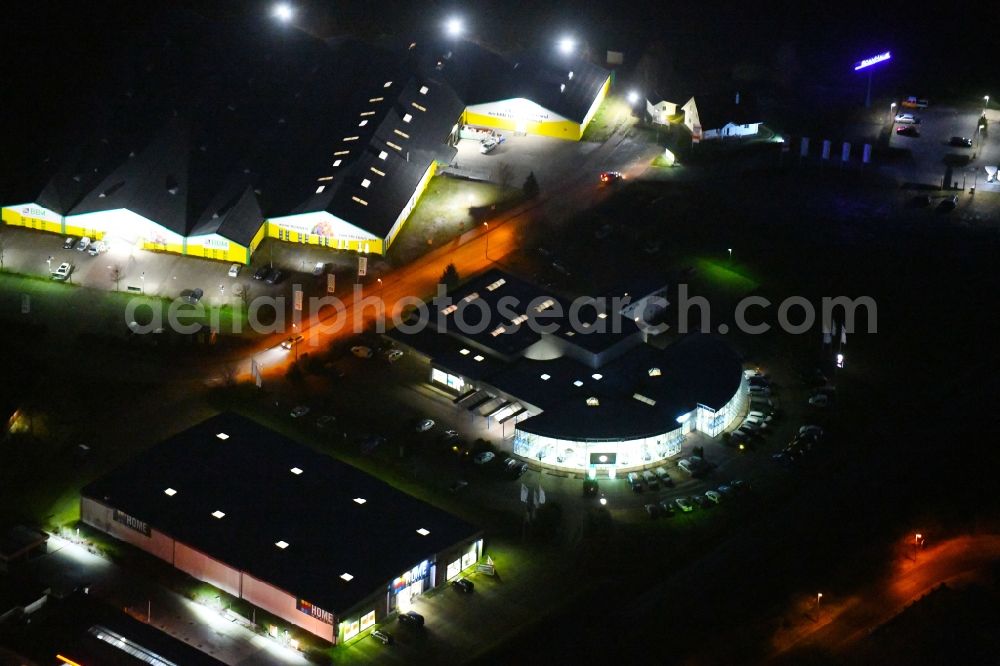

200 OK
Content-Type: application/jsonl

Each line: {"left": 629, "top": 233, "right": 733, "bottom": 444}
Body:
{"left": 389, "top": 269, "right": 749, "bottom": 475}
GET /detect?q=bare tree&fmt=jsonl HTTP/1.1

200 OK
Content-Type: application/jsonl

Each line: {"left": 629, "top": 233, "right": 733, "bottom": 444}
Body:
{"left": 235, "top": 282, "right": 251, "bottom": 310}
{"left": 109, "top": 265, "right": 123, "bottom": 291}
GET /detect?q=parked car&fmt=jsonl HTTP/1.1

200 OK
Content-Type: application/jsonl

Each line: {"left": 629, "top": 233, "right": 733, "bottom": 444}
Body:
{"left": 453, "top": 579, "right": 474, "bottom": 593}
{"left": 439, "top": 429, "right": 459, "bottom": 444}
{"left": 316, "top": 414, "right": 336, "bottom": 429}
{"left": 290, "top": 405, "right": 310, "bottom": 418}
{"left": 63, "top": 236, "right": 76, "bottom": 249}
{"left": 799, "top": 425, "right": 824, "bottom": 438}
{"left": 182, "top": 288, "right": 204, "bottom": 304}
{"left": 627, "top": 472, "right": 643, "bottom": 493}
{"left": 691, "top": 494, "right": 709, "bottom": 509}
{"left": 705, "top": 490, "right": 722, "bottom": 504}
{"left": 658, "top": 499, "right": 676, "bottom": 516}
{"left": 551, "top": 260, "right": 571, "bottom": 276}
{"left": 808, "top": 394, "right": 829, "bottom": 407}
{"left": 896, "top": 125, "right": 920, "bottom": 137}
{"left": 480, "top": 137, "right": 500, "bottom": 154}
{"left": 473, "top": 451, "right": 495, "bottom": 465}
{"left": 594, "top": 223, "right": 613, "bottom": 240}
{"left": 253, "top": 265, "right": 272, "bottom": 280}
{"left": 312, "top": 261, "right": 326, "bottom": 276}
{"left": 75, "top": 236, "right": 91, "bottom": 251}
{"left": 398, "top": 611, "right": 424, "bottom": 627}
{"left": 386, "top": 349, "right": 404, "bottom": 362}
{"left": 228, "top": 263, "right": 241, "bottom": 277}
{"left": 675, "top": 497, "right": 694, "bottom": 512}
{"left": 415, "top": 418, "right": 435, "bottom": 432}
{"left": 894, "top": 112, "right": 920, "bottom": 124}
{"left": 642, "top": 469, "right": 658, "bottom": 489}
{"left": 599, "top": 171, "right": 624, "bottom": 184}
{"left": 264, "top": 268, "right": 284, "bottom": 285}
{"left": 644, "top": 503, "right": 662, "bottom": 518}
{"left": 87, "top": 241, "right": 105, "bottom": 256}
{"left": 654, "top": 466, "right": 673, "bottom": 487}
{"left": 937, "top": 195, "right": 958, "bottom": 211}
{"left": 281, "top": 335, "right": 303, "bottom": 350}
{"left": 949, "top": 136, "right": 973, "bottom": 147}
{"left": 51, "top": 262, "right": 72, "bottom": 280}
{"left": 749, "top": 386, "right": 771, "bottom": 397}
{"left": 351, "top": 346, "right": 374, "bottom": 358}
{"left": 371, "top": 629, "right": 393, "bottom": 645}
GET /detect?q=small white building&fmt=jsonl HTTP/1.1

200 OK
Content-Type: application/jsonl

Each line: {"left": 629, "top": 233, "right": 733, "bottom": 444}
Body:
{"left": 686, "top": 92, "right": 761, "bottom": 142}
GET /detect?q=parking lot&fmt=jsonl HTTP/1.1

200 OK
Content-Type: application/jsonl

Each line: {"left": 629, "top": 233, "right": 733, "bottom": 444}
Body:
{"left": 887, "top": 102, "right": 999, "bottom": 192}
{"left": 0, "top": 226, "right": 366, "bottom": 306}
{"left": 448, "top": 133, "right": 601, "bottom": 189}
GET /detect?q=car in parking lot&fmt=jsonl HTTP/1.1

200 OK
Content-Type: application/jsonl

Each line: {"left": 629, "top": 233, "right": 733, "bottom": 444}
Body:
{"left": 453, "top": 579, "right": 474, "bottom": 593}
{"left": 642, "top": 469, "right": 658, "bottom": 489}
{"left": 705, "top": 490, "right": 722, "bottom": 505}
{"left": 351, "top": 346, "right": 374, "bottom": 358}
{"left": 937, "top": 195, "right": 958, "bottom": 212}
{"left": 894, "top": 112, "right": 920, "bottom": 124}
{"left": 949, "top": 136, "right": 973, "bottom": 148}
{"left": 480, "top": 136, "right": 500, "bottom": 154}
{"left": 627, "top": 472, "right": 643, "bottom": 492}
{"left": 312, "top": 261, "right": 326, "bottom": 276}
{"left": 799, "top": 425, "right": 824, "bottom": 438}
{"left": 316, "top": 414, "right": 336, "bottom": 429}
{"left": 63, "top": 236, "right": 76, "bottom": 249}
{"left": 290, "top": 405, "right": 310, "bottom": 418}
{"left": 182, "top": 288, "right": 204, "bottom": 304}
{"left": 896, "top": 125, "right": 920, "bottom": 137}
{"left": 808, "top": 394, "right": 829, "bottom": 407}
{"left": 253, "top": 265, "right": 273, "bottom": 280}
{"left": 75, "top": 236, "right": 91, "bottom": 251}
{"left": 901, "top": 96, "right": 929, "bottom": 109}
{"left": 473, "top": 451, "right": 495, "bottom": 465}
{"left": 398, "top": 611, "right": 424, "bottom": 627}
{"left": 264, "top": 268, "right": 284, "bottom": 284}
{"left": 228, "top": 263, "right": 241, "bottom": 277}
{"left": 657, "top": 499, "right": 676, "bottom": 516}
{"left": 414, "top": 418, "right": 435, "bottom": 432}
{"left": 51, "top": 262, "right": 72, "bottom": 280}
{"left": 385, "top": 349, "right": 404, "bottom": 363}
{"left": 675, "top": 497, "right": 694, "bottom": 512}
{"left": 654, "top": 466, "right": 673, "bottom": 487}
{"left": 599, "top": 171, "right": 624, "bottom": 184}
{"left": 691, "top": 494, "right": 709, "bottom": 509}
{"left": 371, "top": 629, "right": 393, "bottom": 645}
{"left": 644, "top": 503, "right": 662, "bottom": 518}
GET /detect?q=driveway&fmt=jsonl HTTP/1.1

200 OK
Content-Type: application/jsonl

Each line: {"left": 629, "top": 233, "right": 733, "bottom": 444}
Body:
{"left": 448, "top": 133, "right": 600, "bottom": 190}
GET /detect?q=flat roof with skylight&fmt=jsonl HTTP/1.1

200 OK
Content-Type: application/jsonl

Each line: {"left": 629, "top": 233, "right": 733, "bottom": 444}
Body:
{"left": 81, "top": 413, "right": 480, "bottom": 615}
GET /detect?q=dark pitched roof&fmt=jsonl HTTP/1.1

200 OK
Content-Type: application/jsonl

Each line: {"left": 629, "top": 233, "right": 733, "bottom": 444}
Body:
{"left": 692, "top": 92, "right": 761, "bottom": 130}
{"left": 82, "top": 413, "right": 479, "bottom": 615}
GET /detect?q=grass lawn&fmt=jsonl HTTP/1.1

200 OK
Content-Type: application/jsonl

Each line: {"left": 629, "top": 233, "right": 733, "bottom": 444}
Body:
{"left": 692, "top": 256, "right": 760, "bottom": 296}
{"left": 581, "top": 94, "right": 636, "bottom": 143}
{"left": 0, "top": 272, "right": 249, "bottom": 337}
{"left": 386, "top": 176, "right": 520, "bottom": 266}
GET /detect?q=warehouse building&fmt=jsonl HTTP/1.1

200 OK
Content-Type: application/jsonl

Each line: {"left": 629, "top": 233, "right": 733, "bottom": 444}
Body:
{"left": 388, "top": 269, "right": 747, "bottom": 475}
{"left": 2, "top": 14, "right": 612, "bottom": 262}
{"left": 81, "top": 413, "right": 483, "bottom": 644}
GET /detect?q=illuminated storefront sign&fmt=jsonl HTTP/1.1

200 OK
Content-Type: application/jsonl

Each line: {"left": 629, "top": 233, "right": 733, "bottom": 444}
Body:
{"left": 296, "top": 598, "right": 334, "bottom": 625}
{"left": 342, "top": 618, "right": 360, "bottom": 640}
{"left": 391, "top": 560, "right": 429, "bottom": 594}
{"left": 854, "top": 51, "right": 891, "bottom": 71}
{"left": 359, "top": 610, "right": 376, "bottom": 632}
{"left": 112, "top": 509, "right": 150, "bottom": 537}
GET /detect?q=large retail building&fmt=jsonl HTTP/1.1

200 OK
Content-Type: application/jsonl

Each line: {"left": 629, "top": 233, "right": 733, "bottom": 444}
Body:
{"left": 388, "top": 269, "right": 748, "bottom": 476}
{"left": 2, "top": 12, "right": 610, "bottom": 264}
{"left": 81, "top": 413, "right": 483, "bottom": 644}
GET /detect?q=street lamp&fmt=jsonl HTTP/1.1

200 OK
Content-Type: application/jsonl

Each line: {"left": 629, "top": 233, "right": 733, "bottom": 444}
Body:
{"left": 271, "top": 2, "right": 294, "bottom": 22}
{"left": 984, "top": 95, "right": 990, "bottom": 115}
{"left": 46, "top": 255, "right": 53, "bottom": 272}
{"left": 444, "top": 16, "right": 463, "bottom": 38}
{"left": 140, "top": 271, "right": 145, "bottom": 295}
{"left": 599, "top": 496, "right": 607, "bottom": 506}
{"left": 483, "top": 222, "right": 489, "bottom": 260}
{"left": 627, "top": 90, "right": 640, "bottom": 105}
{"left": 727, "top": 248, "right": 733, "bottom": 261}
{"left": 557, "top": 36, "right": 575, "bottom": 56}
{"left": 815, "top": 592, "right": 823, "bottom": 621}
{"left": 889, "top": 102, "right": 897, "bottom": 124}
{"left": 914, "top": 533, "right": 923, "bottom": 562}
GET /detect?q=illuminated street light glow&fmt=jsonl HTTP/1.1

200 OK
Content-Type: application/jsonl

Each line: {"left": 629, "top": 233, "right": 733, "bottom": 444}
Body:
{"left": 627, "top": 90, "right": 639, "bottom": 104}
{"left": 599, "top": 497, "right": 607, "bottom": 506}
{"left": 445, "top": 16, "right": 463, "bottom": 38}
{"left": 557, "top": 36, "right": 576, "bottom": 55}
{"left": 271, "top": 2, "right": 294, "bottom": 22}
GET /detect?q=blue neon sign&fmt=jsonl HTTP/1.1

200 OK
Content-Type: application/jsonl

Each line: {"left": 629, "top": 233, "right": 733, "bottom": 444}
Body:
{"left": 854, "top": 51, "right": 891, "bottom": 71}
